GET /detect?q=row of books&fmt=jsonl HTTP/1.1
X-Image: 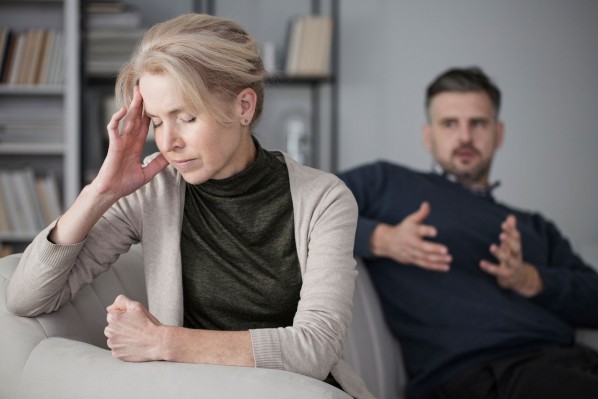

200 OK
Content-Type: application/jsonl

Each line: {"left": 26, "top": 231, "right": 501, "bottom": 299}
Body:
{"left": 0, "top": 27, "right": 64, "bottom": 86}
{"left": 0, "top": 169, "right": 62, "bottom": 235}
{"left": 85, "top": 2, "right": 144, "bottom": 76}
{"left": 285, "top": 15, "right": 333, "bottom": 76}
{"left": 0, "top": 115, "right": 64, "bottom": 145}
{"left": 86, "top": 28, "right": 145, "bottom": 76}
{"left": 86, "top": 1, "right": 143, "bottom": 29}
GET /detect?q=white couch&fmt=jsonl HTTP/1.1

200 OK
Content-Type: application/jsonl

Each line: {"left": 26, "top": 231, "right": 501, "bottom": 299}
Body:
{"left": 1, "top": 247, "right": 596, "bottom": 398}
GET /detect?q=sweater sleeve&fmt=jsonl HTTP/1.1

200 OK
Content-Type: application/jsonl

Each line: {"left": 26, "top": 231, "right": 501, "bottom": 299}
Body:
{"left": 337, "top": 161, "right": 387, "bottom": 258}
{"left": 6, "top": 195, "right": 142, "bottom": 317}
{"left": 530, "top": 218, "right": 598, "bottom": 328}
{"left": 249, "top": 172, "right": 358, "bottom": 381}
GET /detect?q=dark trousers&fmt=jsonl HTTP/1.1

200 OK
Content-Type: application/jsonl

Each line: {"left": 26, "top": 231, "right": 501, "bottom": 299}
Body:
{"left": 432, "top": 345, "right": 598, "bottom": 399}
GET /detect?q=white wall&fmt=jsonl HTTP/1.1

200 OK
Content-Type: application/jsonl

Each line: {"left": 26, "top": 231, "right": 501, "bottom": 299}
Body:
{"left": 339, "top": 0, "right": 598, "bottom": 262}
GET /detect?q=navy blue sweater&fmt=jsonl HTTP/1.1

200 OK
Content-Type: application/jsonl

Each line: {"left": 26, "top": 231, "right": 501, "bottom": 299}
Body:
{"left": 338, "top": 161, "right": 598, "bottom": 399}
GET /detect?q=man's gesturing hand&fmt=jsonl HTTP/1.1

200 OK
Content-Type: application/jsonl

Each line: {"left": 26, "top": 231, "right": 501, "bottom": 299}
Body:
{"left": 370, "top": 201, "right": 452, "bottom": 271}
{"left": 480, "top": 215, "right": 543, "bottom": 297}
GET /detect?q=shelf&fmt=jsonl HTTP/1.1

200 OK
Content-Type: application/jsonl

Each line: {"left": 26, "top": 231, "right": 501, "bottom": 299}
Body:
{"left": 86, "top": 73, "right": 335, "bottom": 87}
{"left": 265, "top": 74, "right": 334, "bottom": 86}
{"left": 0, "top": 85, "right": 64, "bottom": 96}
{"left": 0, "top": 142, "right": 64, "bottom": 155}
{"left": 0, "top": 232, "right": 38, "bottom": 243}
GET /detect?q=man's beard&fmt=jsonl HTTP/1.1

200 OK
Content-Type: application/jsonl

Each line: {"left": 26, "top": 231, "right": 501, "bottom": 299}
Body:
{"left": 447, "top": 145, "right": 491, "bottom": 187}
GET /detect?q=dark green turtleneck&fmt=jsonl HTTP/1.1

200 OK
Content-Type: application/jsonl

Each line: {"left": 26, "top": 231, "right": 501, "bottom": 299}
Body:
{"left": 180, "top": 140, "right": 301, "bottom": 331}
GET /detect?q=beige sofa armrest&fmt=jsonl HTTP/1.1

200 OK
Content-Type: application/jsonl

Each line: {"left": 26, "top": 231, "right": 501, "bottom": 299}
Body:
{"left": 1, "top": 249, "right": 351, "bottom": 399}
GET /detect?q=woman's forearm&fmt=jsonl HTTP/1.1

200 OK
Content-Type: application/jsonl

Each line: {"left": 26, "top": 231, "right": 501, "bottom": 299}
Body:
{"left": 158, "top": 327, "right": 255, "bottom": 367}
{"left": 49, "top": 183, "right": 118, "bottom": 245}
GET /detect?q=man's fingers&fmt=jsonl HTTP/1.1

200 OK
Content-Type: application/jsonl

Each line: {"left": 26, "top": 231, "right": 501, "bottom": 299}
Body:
{"left": 408, "top": 244, "right": 451, "bottom": 271}
{"left": 407, "top": 201, "right": 431, "bottom": 224}
{"left": 414, "top": 257, "right": 450, "bottom": 272}
{"left": 417, "top": 224, "right": 438, "bottom": 239}
{"left": 480, "top": 260, "right": 502, "bottom": 276}
{"left": 418, "top": 239, "right": 449, "bottom": 255}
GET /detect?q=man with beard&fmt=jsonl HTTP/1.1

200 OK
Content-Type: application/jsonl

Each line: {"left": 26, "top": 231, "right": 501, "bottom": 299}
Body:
{"left": 338, "top": 67, "right": 598, "bottom": 399}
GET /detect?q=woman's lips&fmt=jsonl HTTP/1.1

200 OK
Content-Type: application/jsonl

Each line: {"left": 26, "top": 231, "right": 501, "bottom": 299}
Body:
{"left": 171, "top": 158, "right": 195, "bottom": 169}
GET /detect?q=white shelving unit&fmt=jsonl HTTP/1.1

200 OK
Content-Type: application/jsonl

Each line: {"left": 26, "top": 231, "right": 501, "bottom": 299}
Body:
{"left": 0, "top": 0, "right": 80, "bottom": 252}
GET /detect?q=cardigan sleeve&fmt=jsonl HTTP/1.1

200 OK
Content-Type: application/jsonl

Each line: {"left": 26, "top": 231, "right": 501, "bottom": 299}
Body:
{"left": 6, "top": 195, "right": 142, "bottom": 317}
{"left": 249, "top": 170, "right": 358, "bottom": 381}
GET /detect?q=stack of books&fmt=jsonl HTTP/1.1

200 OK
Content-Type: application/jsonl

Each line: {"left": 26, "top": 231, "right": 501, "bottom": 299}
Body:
{"left": 285, "top": 15, "right": 333, "bottom": 77}
{"left": 0, "top": 169, "right": 62, "bottom": 236}
{"left": 85, "top": 2, "right": 145, "bottom": 76}
{"left": 0, "top": 114, "right": 63, "bottom": 148}
{"left": 0, "top": 27, "right": 64, "bottom": 86}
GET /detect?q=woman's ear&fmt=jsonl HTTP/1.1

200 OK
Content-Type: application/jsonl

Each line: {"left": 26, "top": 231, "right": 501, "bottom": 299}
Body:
{"left": 236, "top": 88, "right": 257, "bottom": 125}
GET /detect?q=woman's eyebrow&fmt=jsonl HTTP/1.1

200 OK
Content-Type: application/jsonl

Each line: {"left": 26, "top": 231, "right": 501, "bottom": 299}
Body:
{"left": 144, "top": 107, "right": 184, "bottom": 118}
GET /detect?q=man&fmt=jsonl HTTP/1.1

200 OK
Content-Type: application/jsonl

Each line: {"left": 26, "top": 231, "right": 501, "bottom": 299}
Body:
{"left": 338, "top": 67, "right": 598, "bottom": 399}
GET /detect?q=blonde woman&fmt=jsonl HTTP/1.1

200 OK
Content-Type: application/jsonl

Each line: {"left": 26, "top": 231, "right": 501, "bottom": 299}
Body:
{"left": 7, "top": 13, "right": 372, "bottom": 398}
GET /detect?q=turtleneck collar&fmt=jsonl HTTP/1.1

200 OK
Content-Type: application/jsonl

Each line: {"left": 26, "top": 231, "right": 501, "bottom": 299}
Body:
{"left": 188, "top": 137, "right": 276, "bottom": 197}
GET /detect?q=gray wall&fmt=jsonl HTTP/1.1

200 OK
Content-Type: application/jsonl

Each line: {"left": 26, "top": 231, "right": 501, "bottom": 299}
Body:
{"left": 339, "top": 0, "right": 598, "bottom": 263}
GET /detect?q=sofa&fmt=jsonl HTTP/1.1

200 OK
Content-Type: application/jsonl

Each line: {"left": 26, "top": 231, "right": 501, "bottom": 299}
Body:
{"left": 1, "top": 246, "right": 597, "bottom": 399}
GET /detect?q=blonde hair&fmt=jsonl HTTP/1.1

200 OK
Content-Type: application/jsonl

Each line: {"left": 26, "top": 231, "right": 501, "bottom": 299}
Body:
{"left": 115, "top": 13, "right": 265, "bottom": 127}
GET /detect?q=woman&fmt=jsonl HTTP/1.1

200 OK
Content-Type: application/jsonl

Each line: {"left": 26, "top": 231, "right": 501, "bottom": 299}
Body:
{"left": 7, "top": 13, "right": 372, "bottom": 398}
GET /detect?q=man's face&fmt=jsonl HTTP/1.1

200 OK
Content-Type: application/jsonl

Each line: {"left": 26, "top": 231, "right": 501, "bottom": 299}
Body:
{"left": 423, "top": 91, "right": 504, "bottom": 188}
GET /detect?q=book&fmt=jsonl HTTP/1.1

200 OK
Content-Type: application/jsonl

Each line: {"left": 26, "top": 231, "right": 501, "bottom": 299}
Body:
{"left": 284, "top": 15, "right": 333, "bottom": 76}
{"left": 20, "top": 168, "right": 46, "bottom": 230}
{"left": 285, "top": 16, "right": 305, "bottom": 75}
{"left": 17, "top": 29, "right": 36, "bottom": 84}
{"left": 0, "top": 170, "right": 27, "bottom": 233}
{"left": 37, "top": 29, "right": 55, "bottom": 84}
{"left": 0, "top": 28, "right": 11, "bottom": 82}
{"left": 47, "top": 31, "right": 63, "bottom": 85}
{"left": 1, "top": 32, "right": 17, "bottom": 83}
{"left": 7, "top": 33, "right": 25, "bottom": 85}
{"left": 45, "top": 174, "right": 62, "bottom": 220}
{"left": 0, "top": 178, "right": 12, "bottom": 233}
{"left": 11, "top": 169, "right": 41, "bottom": 233}
{"left": 35, "top": 175, "right": 62, "bottom": 225}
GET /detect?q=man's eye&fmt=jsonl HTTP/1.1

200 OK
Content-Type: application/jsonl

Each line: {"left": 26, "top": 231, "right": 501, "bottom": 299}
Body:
{"left": 152, "top": 121, "right": 163, "bottom": 127}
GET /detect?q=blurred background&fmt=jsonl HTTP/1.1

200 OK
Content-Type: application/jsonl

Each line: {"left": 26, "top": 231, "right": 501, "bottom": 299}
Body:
{"left": 1, "top": 0, "right": 597, "bottom": 265}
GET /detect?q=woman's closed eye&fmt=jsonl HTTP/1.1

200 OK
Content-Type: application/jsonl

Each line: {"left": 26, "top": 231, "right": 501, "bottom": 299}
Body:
{"left": 179, "top": 117, "right": 196, "bottom": 124}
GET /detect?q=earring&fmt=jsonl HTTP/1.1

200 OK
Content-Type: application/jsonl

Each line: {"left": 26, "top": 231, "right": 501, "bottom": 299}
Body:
{"left": 244, "top": 119, "right": 249, "bottom": 124}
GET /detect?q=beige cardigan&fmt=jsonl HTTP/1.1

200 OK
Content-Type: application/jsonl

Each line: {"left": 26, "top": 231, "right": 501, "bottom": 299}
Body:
{"left": 7, "top": 152, "right": 373, "bottom": 399}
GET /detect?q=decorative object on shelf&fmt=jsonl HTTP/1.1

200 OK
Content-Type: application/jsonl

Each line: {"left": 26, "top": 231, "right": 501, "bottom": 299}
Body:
{"left": 283, "top": 111, "right": 311, "bottom": 165}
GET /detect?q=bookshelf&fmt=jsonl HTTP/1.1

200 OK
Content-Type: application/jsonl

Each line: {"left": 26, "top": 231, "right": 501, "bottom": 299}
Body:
{"left": 201, "top": 0, "right": 340, "bottom": 171}
{"left": 81, "top": 0, "right": 339, "bottom": 182}
{"left": 0, "top": 0, "right": 81, "bottom": 254}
